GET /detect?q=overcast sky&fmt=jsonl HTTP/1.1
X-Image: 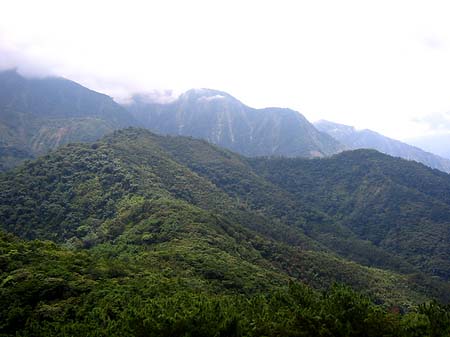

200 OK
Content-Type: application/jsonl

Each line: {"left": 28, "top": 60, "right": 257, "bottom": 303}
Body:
{"left": 1, "top": 0, "right": 450, "bottom": 140}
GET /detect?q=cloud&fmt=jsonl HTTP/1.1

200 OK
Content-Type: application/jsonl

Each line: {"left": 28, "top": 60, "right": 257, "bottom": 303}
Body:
{"left": 0, "top": 36, "right": 179, "bottom": 103}
{"left": 413, "top": 111, "right": 450, "bottom": 132}
{"left": 127, "top": 90, "right": 180, "bottom": 105}
{"left": 198, "top": 95, "right": 226, "bottom": 102}
{"left": 422, "top": 35, "right": 447, "bottom": 50}
{"left": 3, "top": 0, "right": 450, "bottom": 140}
{"left": 0, "top": 39, "right": 57, "bottom": 77}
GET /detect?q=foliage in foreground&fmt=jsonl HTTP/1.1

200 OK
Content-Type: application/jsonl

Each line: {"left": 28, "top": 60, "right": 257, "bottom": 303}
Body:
{"left": 1, "top": 231, "right": 450, "bottom": 337}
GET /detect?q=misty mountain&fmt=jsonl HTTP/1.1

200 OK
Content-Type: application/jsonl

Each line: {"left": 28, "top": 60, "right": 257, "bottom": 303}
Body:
{"left": 0, "top": 69, "right": 137, "bottom": 171}
{"left": 407, "top": 132, "right": 450, "bottom": 160}
{"left": 315, "top": 120, "right": 450, "bottom": 173}
{"left": 124, "top": 89, "right": 344, "bottom": 158}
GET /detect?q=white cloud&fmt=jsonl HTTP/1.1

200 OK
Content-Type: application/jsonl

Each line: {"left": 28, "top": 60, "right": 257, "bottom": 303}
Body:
{"left": 126, "top": 90, "right": 180, "bottom": 105}
{"left": 198, "top": 95, "right": 226, "bottom": 102}
{"left": 413, "top": 111, "right": 450, "bottom": 133}
{"left": 1, "top": 0, "right": 450, "bottom": 139}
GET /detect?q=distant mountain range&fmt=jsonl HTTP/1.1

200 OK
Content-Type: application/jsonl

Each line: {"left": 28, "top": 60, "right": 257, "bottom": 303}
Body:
{"left": 407, "top": 133, "right": 450, "bottom": 160}
{"left": 0, "top": 71, "right": 344, "bottom": 171}
{"left": 1, "top": 69, "right": 449, "bottom": 174}
{"left": 315, "top": 120, "right": 450, "bottom": 173}
{"left": 125, "top": 89, "right": 344, "bottom": 158}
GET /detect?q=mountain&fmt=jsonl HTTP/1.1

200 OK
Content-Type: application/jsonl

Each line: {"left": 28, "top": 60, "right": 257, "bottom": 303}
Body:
{"left": 0, "top": 74, "right": 344, "bottom": 171}
{"left": 315, "top": 120, "right": 450, "bottom": 173}
{"left": 124, "top": 89, "right": 344, "bottom": 158}
{"left": 2, "top": 128, "right": 450, "bottom": 335}
{"left": 144, "top": 130, "right": 450, "bottom": 280}
{"left": 250, "top": 150, "right": 450, "bottom": 279}
{"left": 407, "top": 132, "right": 450, "bottom": 160}
{"left": 2, "top": 129, "right": 450, "bottom": 287}
{"left": 0, "top": 69, "right": 137, "bottom": 171}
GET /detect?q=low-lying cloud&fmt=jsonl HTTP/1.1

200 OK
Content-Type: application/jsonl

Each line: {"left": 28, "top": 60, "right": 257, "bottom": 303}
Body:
{"left": 127, "top": 91, "right": 180, "bottom": 105}
{"left": 198, "top": 95, "right": 226, "bottom": 102}
{"left": 0, "top": 38, "right": 179, "bottom": 105}
{"left": 0, "top": 40, "right": 57, "bottom": 78}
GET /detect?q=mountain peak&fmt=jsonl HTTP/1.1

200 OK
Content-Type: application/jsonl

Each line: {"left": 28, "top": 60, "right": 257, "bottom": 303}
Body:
{"left": 125, "top": 89, "right": 344, "bottom": 158}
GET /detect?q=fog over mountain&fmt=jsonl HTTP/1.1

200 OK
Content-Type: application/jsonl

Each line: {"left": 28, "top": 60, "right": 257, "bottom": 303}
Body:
{"left": 3, "top": 1, "right": 450, "bottom": 140}
{"left": 125, "top": 89, "right": 344, "bottom": 158}
{"left": 2, "top": 68, "right": 449, "bottom": 174}
{"left": 0, "top": 70, "right": 344, "bottom": 172}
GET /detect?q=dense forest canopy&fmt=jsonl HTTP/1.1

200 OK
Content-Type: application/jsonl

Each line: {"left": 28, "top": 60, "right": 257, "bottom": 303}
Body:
{"left": 1, "top": 128, "right": 450, "bottom": 336}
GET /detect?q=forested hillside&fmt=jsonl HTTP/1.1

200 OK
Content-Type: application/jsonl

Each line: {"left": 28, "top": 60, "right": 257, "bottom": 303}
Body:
{"left": 249, "top": 150, "right": 450, "bottom": 279}
{"left": 1, "top": 128, "right": 450, "bottom": 336}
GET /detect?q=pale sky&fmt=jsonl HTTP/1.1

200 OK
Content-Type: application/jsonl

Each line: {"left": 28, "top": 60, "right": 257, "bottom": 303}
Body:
{"left": 1, "top": 0, "right": 450, "bottom": 140}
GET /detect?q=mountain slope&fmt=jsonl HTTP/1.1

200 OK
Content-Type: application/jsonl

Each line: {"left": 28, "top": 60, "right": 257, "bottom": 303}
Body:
{"left": 2, "top": 129, "right": 450, "bottom": 335}
{"left": 315, "top": 120, "right": 450, "bottom": 173}
{"left": 125, "top": 89, "right": 344, "bottom": 158}
{"left": 106, "top": 128, "right": 450, "bottom": 281}
{"left": 0, "top": 69, "right": 137, "bottom": 171}
{"left": 1, "top": 128, "right": 450, "bottom": 305}
{"left": 250, "top": 150, "right": 450, "bottom": 279}
{"left": 148, "top": 134, "right": 450, "bottom": 281}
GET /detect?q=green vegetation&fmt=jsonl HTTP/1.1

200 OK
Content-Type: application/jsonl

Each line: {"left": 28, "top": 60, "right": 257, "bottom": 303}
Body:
{"left": 1, "top": 128, "right": 450, "bottom": 335}
{"left": 249, "top": 150, "right": 450, "bottom": 279}
{"left": 2, "top": 231, "right": 450, "bottom": 337}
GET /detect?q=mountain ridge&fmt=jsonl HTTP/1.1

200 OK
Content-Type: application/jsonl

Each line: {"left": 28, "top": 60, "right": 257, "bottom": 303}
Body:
{"left": 125, "top": 89, "right": 344, "bottom": 158}
{"left": 315, "top": 119, "right": 450, "bottom": 173}
{"left": 407, "top": 132, "right": 450, "bottom": 160}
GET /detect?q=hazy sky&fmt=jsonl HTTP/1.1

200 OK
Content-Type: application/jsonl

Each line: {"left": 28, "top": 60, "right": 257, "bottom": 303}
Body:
{"left": 1, "top": 0, "right": 450, "bottom": 140}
